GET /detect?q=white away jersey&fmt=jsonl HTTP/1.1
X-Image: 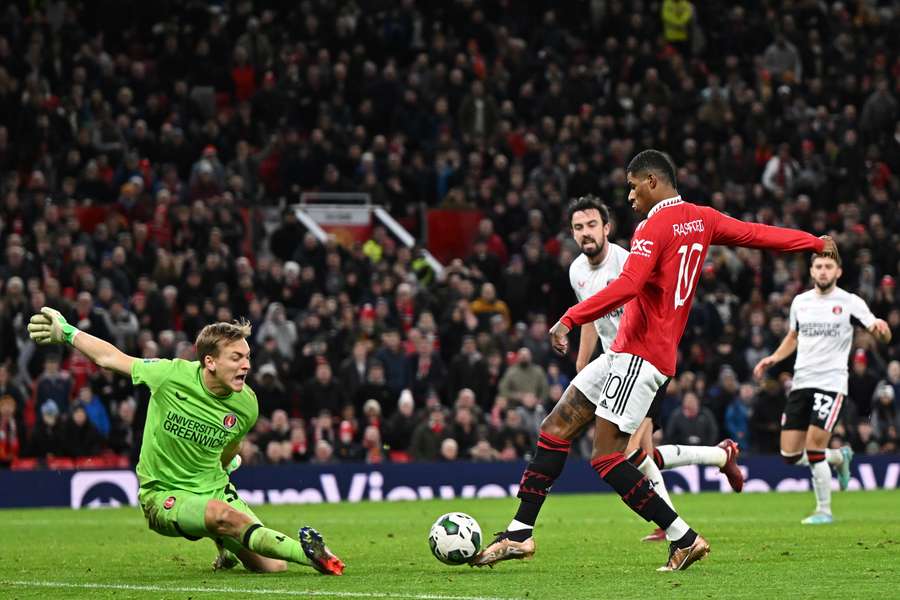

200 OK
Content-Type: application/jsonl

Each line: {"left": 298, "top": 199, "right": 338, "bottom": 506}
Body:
{"left": 568, "top": 243, "right": 630, "bottom": 352}
{"left": 789, "top": 286, "right": 877, "bottom": 395}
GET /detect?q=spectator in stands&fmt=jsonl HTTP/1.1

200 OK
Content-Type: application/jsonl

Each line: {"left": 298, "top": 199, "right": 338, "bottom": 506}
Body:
{"left": 354, "top": 361, "right": 393, "bottom": 413}
{"left": 523, "top": 315, "right": 553, "bottom": 367}
{"left": 34, "top": 354, "right": 72, "bottom": 415}
{"left": 761, "top": 143, "right": 800, "bottom": 195}
{"left": 254, "top": 363, "right": 289, "bottom": 417}
{"left": 61, "top": 404, "right": 103, "bottom": 457}
{"left": 491, "top": 408, "right": 531, "bottom": 460}
{"left": 0, "top": 394, "right": 22, "bottom": 467}
{"left": 258, "top": 409, "right": 292, "bottom": 460}
{"left": 407, "top": 335, "right": 445, "bottom": 402}
{"left": 29, "top": 400, "right": 64, "bottom": 460}
{"left": 338, "top": 340, "right": 372, "bottom": 404}
{"left": 0, "top": 363, "right": 25, "bottom": 411}
{"left": 451, "top": 406, "right": 480, "bottom": 459}
{"left": 334, "top": 420, "right": 364, "bottom": 462}
{"left": 762, "top": 32, "right": 802, "bottom": 83}
{"left": 255, "top": 302, "right": 297, "bottom": 362}
{"left": 859, "top": 78, "right": 897, "bottom": 144}
{"left": 76, "top": 385, "right": 110, "bottom": 438}
{"left": 440, "top": 438, "right": 459, "bottom": 462}
{"left": 870, "top": 383, "right": 898, "bottom": 453}
{"left": 726, "top": 383, "right": 754, "bottom": 451}
{"left": 410, "top": 408, "right": 449, "bottom": 461}
{"left": 301, "top": 360, "right": 346, "bottom": 417}
{"left": 470, "top": 283, "right": 511, "bottom": 329}
{"left": 362, "top": 425, "right": 384, "bottom": 464}
{"left": 384, "top": 390, "right": 417, "bottom": 459}
{"left": 498, "top": 348, "right": 548, "bottom": 404}
{"left": 665, "top": 392, "right": 719, "bottom": 446}
{"left": 661, "top": 0, "right": 694, "bottom": 55}
{"left": 849, "top": 349, "right": 879, "bottom": 418}
{"left": 516, "top": 392, "right": 547, "bottom": 446}
{"left": 446, "top": 335, "right": 488, "bottom": 406}
{"left": 750, "top": 379, "right": 785, "bottom": 454}
{"left": 289, "top": 423, "right": 310, "bottom": 463}
{"left": 375, "top": 329, "right": 409, "bottom": 399}
{"left": 108, "top": 397, "right": 138, "bottom": 460}
{"left": 311, "top": 439, "right": 337, "bottom": 465}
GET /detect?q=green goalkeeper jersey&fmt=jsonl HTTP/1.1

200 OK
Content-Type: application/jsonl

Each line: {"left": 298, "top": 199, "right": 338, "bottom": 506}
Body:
{"left": 132, "top": 358, "right": 258, "bottom": 494}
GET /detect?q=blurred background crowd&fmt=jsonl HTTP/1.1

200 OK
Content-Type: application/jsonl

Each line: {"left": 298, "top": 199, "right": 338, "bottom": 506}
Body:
{"left": 0, "top": 0, "right": 899, "bottom": 470}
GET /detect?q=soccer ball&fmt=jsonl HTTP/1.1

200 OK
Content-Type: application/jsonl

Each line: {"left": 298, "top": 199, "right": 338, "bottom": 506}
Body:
{"left": 428, "top": 512, "right": 482, "bottom": 565}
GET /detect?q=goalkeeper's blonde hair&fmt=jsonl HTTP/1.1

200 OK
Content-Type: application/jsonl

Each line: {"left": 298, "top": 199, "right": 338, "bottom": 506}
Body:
{"left": 196, "top": 318, "right": 252, "bottom": 365}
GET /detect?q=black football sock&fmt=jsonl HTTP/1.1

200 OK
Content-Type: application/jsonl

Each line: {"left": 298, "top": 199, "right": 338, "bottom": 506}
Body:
{"left": 591, "top": 451, "right": 678, "bottom": 529}
{"left": 510, "top": 431, "right": 571, "bottom": 536}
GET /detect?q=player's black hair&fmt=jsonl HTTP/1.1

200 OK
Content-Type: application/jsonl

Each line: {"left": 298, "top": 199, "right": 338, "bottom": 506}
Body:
{"left": 567, "top": 195, "right": 610, "bottom": 226}
{"left": 626, "top": 149, "right": 677, "bottom": 187}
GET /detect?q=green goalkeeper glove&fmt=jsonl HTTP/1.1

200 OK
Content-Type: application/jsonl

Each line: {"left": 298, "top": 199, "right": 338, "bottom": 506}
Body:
{"left": 27, "top": 307, "right": 80, "bottom": 345}
{"left": 226, "top": 454, "right": 242, "bottom": 475}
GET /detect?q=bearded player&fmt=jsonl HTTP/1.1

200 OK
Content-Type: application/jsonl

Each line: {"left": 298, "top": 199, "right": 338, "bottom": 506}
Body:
{"left": 549, "top": 150, "right": 833, "bottom": 571}
{"left": 27, "top": 308, "right": 345, "bottom": 575}
{"left": 472, "top": 195, "right": 743, "bottom": 568}
{"left": 753, "top": 253, "right": 891, "bottom": 524}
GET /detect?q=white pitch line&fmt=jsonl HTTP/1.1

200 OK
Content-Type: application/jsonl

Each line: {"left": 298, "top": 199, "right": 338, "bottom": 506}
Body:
{"left": 2, "top": 580, "right": 521, "bottom": 600}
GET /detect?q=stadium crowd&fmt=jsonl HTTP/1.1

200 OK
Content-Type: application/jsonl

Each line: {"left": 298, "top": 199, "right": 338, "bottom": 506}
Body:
{"left": 0, "top": 0, "right": 899, "bottom": 470}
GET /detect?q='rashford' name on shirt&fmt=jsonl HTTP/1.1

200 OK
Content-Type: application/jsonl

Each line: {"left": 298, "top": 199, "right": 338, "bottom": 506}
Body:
{"left": 672, "top": 220, "right": 705, "bottom": 236}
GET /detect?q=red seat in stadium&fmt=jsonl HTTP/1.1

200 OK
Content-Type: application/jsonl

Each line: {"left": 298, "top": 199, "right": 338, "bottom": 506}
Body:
{"left": 388, "top": 450, "right": 412, "bottom": 463}
{"left": 46, "top": 457, "right": 76, "bottom": 470}
{"left": 11, "top": 457, "right": 39, "bottom": 470}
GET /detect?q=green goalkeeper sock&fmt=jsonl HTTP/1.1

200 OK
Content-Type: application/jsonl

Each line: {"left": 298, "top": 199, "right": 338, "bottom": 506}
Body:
{"left": 241, "top": 524, "right": 310, "bottom": 566}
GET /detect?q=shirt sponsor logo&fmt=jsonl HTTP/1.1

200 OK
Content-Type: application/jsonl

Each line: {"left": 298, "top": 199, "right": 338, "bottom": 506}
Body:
{"left": 631, "top": 239, "right": 653, "bottom": 257}
{"left": 833, "top": 305, "right": 842, "bottom": 315}
{"left": 672, "top": 220, "right": 705, "bottom": 236}
{"left": 163, "top": 410, "right": 230, "bottom": 448}
{"left": 223, "top": 413, "right": 238, "bottom": 429}
{"left": 164, "top": 496, "right": 176, "bottom": 510}
{"left": 798, "top": 322, "right": 842, "bottom": 337}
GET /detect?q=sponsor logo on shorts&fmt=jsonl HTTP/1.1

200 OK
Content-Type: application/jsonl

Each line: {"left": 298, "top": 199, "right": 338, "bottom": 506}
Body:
{"left": 164, "top": 496, "right": 176, "bottom": 510}
{"left": 832, "top": 305, "right": 842, "bottom": 315}
{"left": 223, "top": 413, "right": 238, "bottom": 429}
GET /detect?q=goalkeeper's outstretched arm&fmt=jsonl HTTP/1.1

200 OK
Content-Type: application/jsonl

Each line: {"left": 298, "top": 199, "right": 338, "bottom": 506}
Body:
{"left": 28, "top": 306, "right": 136, "bottom": 377}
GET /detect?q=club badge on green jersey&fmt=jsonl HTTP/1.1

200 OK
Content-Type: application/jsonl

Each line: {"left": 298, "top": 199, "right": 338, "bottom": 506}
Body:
{"left": 223, "top": 413, "right": 238, "bottom": 429}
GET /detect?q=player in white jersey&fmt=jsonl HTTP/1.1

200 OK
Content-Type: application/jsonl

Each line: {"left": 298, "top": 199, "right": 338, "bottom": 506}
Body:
{"left": 472, "top": 196, "right": 742, "bottom": 567}
{"left": 753, "top": 254, "right": 892, "bottom": 524}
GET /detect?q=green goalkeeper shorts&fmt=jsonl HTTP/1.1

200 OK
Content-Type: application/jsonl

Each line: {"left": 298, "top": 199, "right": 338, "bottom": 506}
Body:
{"left": 139, "top": 481, "right": 261, "bottom": 542}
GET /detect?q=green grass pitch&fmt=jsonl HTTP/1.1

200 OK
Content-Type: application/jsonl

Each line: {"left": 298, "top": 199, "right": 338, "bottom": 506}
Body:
{"left": 2, "top": 490, "right": 898, "bottom": 599}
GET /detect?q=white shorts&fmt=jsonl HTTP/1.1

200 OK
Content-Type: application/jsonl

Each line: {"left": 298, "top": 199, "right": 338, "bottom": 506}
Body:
{"left": 570, "top": 351, "right": 667, "bottom": 434}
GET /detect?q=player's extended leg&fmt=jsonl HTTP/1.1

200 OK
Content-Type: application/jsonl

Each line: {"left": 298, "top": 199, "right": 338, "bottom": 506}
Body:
{"left": 651, "top": 441, "right": 744, "bottom": 493}
{"left": 590, "top": 416, "right": 709, "bottom": 571}
{"left": 471, "top": 384, "right": 596, "bottom": 567}
{"left": 203, "top": 500, "right": 345, "bottom": 574}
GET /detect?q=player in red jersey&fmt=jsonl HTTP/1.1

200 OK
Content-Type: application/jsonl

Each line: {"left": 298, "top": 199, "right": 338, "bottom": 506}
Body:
{"left": 549, "top": 150, "right": 833, "bottom": 571}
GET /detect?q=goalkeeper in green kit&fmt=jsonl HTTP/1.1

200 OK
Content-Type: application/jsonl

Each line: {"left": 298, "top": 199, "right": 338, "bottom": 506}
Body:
{"left": 28, "top": 307, "right": 345, "bottom": 575}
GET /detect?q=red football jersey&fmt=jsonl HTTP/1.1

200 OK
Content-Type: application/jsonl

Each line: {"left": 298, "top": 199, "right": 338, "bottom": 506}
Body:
{"left": 560, "top": 196, "right": 825, "bottom": 376}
